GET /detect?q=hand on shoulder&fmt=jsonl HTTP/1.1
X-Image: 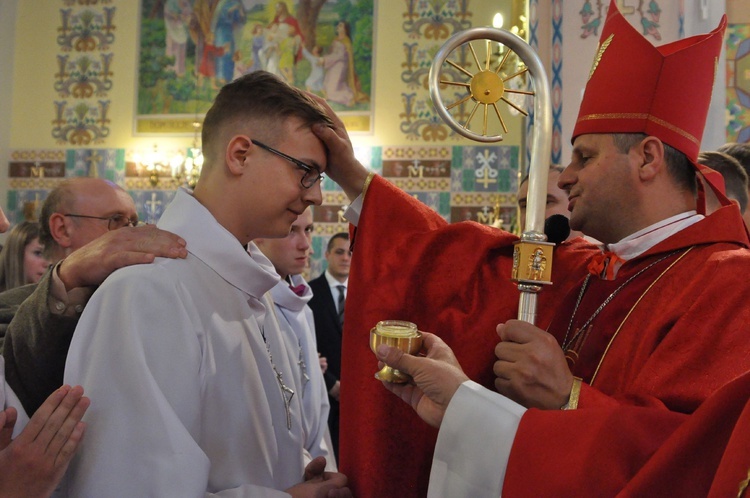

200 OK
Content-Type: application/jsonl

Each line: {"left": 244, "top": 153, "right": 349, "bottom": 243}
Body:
{"left": 58, "top": 225, "right": 188, "bottom": 290}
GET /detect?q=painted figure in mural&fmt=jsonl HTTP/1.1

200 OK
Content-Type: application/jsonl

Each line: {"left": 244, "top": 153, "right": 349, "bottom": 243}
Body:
{"left": 163, "top": 0, "right": 192, "bottom": 77}
{"left": 189, "top": 0, "right": 217, "bottom": 78}
{"left": 259, "top": 23, "right": 283, "bottom": 78}
{"left": 211, "top": 0, "right": 246, "bottom": 86}
{"left": 270, "top": 2, "right": 304, "bottom": 54}
{"left": 190, "top": 0, "right": 226, "bottom": 89}
{"left": 243, "top": 23, "right": 267, "bottom": 76}
{"left": 322, "top": 21, "right": 367, "bottom": 107}
{"left": 268, "top": 1, "right": 304, "bottom": 82}
{"left": 279, "top": 27, "right": 302, "bottom": 84}
{"left": 302, "top": 45, "right": 325, "bottom": 94}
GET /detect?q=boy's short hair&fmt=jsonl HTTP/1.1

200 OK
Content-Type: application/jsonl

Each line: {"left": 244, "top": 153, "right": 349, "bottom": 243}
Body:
{"left": 698, "top": 150, "right": 749, "bottom": 212}
{"left": 201, "top": 71, "right": 333, "bottom": 161}
{"left": 717, "top": 142, "right": 750, "bottom": 177}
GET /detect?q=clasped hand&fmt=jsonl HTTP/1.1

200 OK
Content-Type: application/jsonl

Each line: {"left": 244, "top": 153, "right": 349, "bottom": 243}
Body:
{"left": 285, "top": 456, "right": 352, "bottom": 498}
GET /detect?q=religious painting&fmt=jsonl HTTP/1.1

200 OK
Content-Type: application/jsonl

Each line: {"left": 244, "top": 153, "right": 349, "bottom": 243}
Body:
{"left": 135, "top": 0, "right": 375, "bottom": 134}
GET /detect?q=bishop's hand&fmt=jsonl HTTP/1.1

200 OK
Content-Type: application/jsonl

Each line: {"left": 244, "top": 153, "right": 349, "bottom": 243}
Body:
{"left": 376, "top": 332, "right": 469, "bottom": 428}
{"left": 494, "top": 320, "right": 574, "bottom": 409}
{"left": 307, "top": 93, "right": 370, "bottom": 202}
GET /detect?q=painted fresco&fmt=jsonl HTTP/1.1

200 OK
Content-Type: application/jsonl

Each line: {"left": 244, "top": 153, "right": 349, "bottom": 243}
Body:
{"left": 136, "top": 0, "right": 374, "bottom": 134}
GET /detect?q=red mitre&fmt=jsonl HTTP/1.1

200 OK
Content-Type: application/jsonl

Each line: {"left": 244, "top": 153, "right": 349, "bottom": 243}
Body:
{"left": 572, "top": 0, "right": 727, "bottom": 168}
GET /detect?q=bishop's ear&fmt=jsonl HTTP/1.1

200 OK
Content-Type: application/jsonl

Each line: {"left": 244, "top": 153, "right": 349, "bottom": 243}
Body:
{"left": 637, "top": 136, "right": 666, "bottom": 181}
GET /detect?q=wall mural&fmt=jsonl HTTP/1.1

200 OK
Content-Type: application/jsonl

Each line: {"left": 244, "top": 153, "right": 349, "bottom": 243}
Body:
{"left": 136, "top": 0, "right": 374, "bottom": 134}
{"left": 52, "top": 1, "right": 115, "bottom": 145}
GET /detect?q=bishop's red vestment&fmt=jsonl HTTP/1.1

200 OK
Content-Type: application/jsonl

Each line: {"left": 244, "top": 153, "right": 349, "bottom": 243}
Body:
{"left": 340, "top": 175, "right": 750, "bottom": 497}
{"left": 503, "top": 368, "right": 750, "bottom": 497}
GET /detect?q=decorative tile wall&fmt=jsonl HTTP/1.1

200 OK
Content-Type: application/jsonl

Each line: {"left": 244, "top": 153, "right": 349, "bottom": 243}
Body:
{"left": 52, "top": 1, "right": 116, "bottom": 145}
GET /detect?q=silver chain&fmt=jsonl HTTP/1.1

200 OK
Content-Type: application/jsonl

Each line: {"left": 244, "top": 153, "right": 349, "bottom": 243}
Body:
{"left": 561, "top": 250, "right": 683, "bottom": 352}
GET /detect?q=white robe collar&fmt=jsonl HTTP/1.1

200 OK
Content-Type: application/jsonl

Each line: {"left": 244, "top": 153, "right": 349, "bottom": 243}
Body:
{"left": 158, "top": 188, "right": 280, "bottom": 300}
{"left": 271, "top": 274, "right": 312, "bottom": 312}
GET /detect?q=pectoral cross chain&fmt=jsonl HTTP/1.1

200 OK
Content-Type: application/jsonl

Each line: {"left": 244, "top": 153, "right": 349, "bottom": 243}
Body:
{"left": 564, "top": 324, "right": 593, "bottom": 368}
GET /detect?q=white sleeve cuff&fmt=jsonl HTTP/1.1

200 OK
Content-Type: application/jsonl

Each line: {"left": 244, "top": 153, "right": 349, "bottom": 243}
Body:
{"left": 343, "top": 194, "right": 363, "bottom": 226}
{"left": 428, "top": 381, "right": 526, "bottom": 498}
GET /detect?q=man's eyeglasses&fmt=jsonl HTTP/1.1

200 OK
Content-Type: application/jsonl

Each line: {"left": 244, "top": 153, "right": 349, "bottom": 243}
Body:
{"left": 64, "top": 213, "right": 140, "bottom": 231}
{"left": 251, "top": 139, "right": 324, "bottom": 189}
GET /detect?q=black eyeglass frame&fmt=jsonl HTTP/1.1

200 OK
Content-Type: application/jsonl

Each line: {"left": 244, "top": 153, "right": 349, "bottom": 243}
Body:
{"left": 251, "top": 139, "right": 324, "bottom": 189}
{"left": 64, "top": 213, "right": 139, "bottom": 231}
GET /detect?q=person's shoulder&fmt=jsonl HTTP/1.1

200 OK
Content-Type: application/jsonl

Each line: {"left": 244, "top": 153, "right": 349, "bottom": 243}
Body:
{"left": 308, "top": 273, "right": 327, "bottom": 287}
{"left": 99, "top": 254, "right": 196, "bottom": 292}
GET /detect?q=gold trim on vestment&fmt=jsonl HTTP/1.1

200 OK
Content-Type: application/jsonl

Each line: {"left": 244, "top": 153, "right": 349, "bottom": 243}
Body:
{"left": 577, "top": 113, "right": 699, "bottom": 146}
{"left": 563, "top": 377, "right": 583, "bottom": 410}
{"left": 362, "top": 171, "right": 376, "bottom": 200}
{"left": 590, "top": 246, "right": 695, "bottom": 385}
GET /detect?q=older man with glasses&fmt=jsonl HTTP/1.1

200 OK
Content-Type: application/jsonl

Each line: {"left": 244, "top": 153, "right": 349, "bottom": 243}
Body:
{"left": 2, "top": 177, "right": 188, "bottom": 416}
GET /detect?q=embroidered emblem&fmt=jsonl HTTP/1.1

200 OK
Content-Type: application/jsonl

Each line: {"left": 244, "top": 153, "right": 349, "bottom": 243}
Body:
{"left": 588, "top": 33, "right": 614, "bottom": 81}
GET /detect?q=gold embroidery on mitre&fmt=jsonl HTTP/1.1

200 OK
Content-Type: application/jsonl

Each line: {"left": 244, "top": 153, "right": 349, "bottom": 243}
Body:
{"left": 577, "top": 113, "right": 699, "bottom": 146}
{"left": 588, "top": 33, "right": 614, "bottom": 81}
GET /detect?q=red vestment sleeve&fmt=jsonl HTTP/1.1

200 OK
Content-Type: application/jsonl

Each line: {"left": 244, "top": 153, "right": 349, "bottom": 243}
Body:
{"left": 503, "top": 370, "right": 750, "bottom": 497}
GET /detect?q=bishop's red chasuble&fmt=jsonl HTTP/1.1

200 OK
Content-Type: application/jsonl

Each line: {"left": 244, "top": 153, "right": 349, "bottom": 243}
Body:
{"left": 504, "top": 369, "right": 750, "bottom": 497}
{"left": 340, "top": 176, "right": 750, "bottom": 497}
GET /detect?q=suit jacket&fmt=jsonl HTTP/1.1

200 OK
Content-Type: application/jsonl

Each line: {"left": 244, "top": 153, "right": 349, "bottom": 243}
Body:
{"left": 2, "top": 270, "right": 81, "bottom": 415}
{"left": 308, "top": 274, "right": 343, "bottom": 391}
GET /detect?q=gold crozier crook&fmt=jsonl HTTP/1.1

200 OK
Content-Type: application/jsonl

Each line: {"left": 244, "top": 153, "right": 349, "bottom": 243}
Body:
{"left": 428, "top": 27, "right": 554, "bottom": 325}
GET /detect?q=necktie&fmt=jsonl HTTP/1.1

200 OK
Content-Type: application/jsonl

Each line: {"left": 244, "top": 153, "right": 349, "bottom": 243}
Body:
{"left": 336, "top": 285, "right": 346, "bottom": 327}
